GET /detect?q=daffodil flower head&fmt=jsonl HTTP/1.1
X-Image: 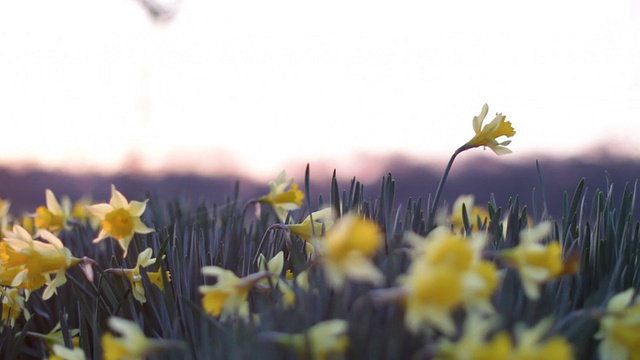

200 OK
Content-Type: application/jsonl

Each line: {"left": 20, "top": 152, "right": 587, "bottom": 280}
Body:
{"left": 512, "top": 318, "right": 573, "bottom": 359}
{"left": 596, "top": 288, "right": 640, "bottom": 360}
{"left": 102, "top": 317, "right": 164, "bottom": 360}
{"left": 0, "top": 225, "right": 80, "bottom": 299}
{"left": 464, "top": 103, "right": 515, "bottom": 155}
{"left": 286, "top": 207, "right": 334, "bottom": 241}
{"left": 449, "top": 194, "right": 489, "bottom": 233}
{"left": 87, "top": 185, "right": 154, "bottom": 258}
{"left": 105, "top": 248, "right": 170, "bottom": 304}
{"left": 500, "top": 222, "right": 576, "bottom": 300}
{"left": 319, "top": 214, "right": 384, "bottom": 289}
{"left": 271, "top": 319, "right": 349, "bottom": 360}
{"left": 1, "top": 286, "right": 26, "bottom": 326}
{"left": 34, "top": 189, "right": 71, "bottom": 234}
{"left": 199, "top": 266, "right": 269, "bottom": 320}
{"left": 258, "top": 170, "right": 305, "bottom": 222}
{"left": 435, "top": 313, "right": 512, "bottom": 360}
{"left": 401, "top": 228, "right": 497, "bottom": 334}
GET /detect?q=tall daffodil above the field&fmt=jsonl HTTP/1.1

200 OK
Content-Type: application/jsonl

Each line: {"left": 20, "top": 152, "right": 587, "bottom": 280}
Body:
{"left": 199, "top": 266, "right": 269, "bottom": 321}
{"left": 105, "top": 248, "right": 170, "bottom": 304}
{"left": 319, "top": 214, "right": 384, "bottom": 290}
{"left": 596, "top": 288, "right": 640, "bottom": 360}
{"left": 464, "top": 103, "right": 516, "bottom": 155}
{"left": 0, "top": 225, "right": 81, "bottom": 299}
{"left": 34, "top": 189, "right": 71, "bottom": 234}
{"left": 87, "top": 185, "right": 154, "bottom": 258}
{"left": 499, "top": 222, "right": 578, "bottom": 300}
{"left": 258, "top": 170, "right": 304, "bottom": 222}
{"left": 428, "top": 104, "right": 514, "bottom": 230}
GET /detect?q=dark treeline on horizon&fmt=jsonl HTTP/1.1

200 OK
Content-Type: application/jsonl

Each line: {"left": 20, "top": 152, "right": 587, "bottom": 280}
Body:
{"left": 0, "top": 154, "right": 638, "bottom": 222}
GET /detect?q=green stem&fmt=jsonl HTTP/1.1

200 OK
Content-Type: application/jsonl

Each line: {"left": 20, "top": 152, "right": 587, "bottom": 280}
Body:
{"left": 427, "top": 145, "right": 467, "bottom": 231}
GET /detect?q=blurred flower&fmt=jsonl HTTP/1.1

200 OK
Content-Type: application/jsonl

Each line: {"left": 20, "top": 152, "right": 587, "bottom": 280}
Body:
{"left": 319, "top": 214, "right": 384, "bottom": 290}
{"left": 401, "top": 228, "right": 498, "bottom": 334}
{"left": 1, "top": 286, "right": 26, "bottom": 326}
{"left": 449, "top": 194, "right": 489, "bottom": 232}
{"left": 102, "top": 317, "right": 169, "bottom": 360}
{"left": 105, "top": 248, "right": 170, "bottom": 304}
{"left": 87, "top": 185, "right": 154, "bottom": 258}
{"left": 0, "top": 225, "right": 80, "bottom": 299}
{"left": 262, "top": 319, "right": 349, "bottom": 360}
{"left": 258, "top": 170, "right": 304, "bottom": 222}
{"left": 33, "top": 189, "right": 71, "bottom": 234}
{"left": 464, "top": 103, "right": 515, "bottom": 155}
{"left": 435, "top": 313, "right": 511, "bottom": 360}
{"left": 50, "top": 344, "right": 86, "bottom": 360}
{"left": 69, "top": 196, "right": 101, "bottom": 229}
{"left": 499, "top": 222, "right": 577, "bottom": 300}
{"left": 287, "top": 207, "right": 334, "bottom": 241}
{"left": 512, "top": 318, "right": 573, "bottom": 359}
{"left": 199, "top": 266, "right": 269, "bottom": 320}
{"left": 596, "top": 288, "right": 640, "bottom": 360}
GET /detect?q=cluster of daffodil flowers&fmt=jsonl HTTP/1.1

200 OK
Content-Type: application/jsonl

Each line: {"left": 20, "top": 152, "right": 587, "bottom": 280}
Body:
{"left": 0, "top": 184, "right": 175, "bottom": 359}
{"left": 1, "top": 103, "right": 637, "bottom": 359}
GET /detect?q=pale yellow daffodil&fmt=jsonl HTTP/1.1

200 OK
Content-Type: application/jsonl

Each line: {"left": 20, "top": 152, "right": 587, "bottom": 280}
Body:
{"left": 34, "top": 189, "right": 71, "bottom": 234}
{"left": 319, "top": 214, "right": 384, "bottom": 290}
{"left": 101, "top": 317, "right": 171, "bottom": 360}
{"left": 596, "top": 288, "right": 640, "bottom": 360}
{"left": 199, "top": 266, "right": 269, "bottom": 320}
{"left": 105, "top": 248, "right": 170, "bottom": 304}
{"left": 500, "top": 222, "right": 578, "bottom": 300}
{"left": 264, "top": 319, "right": 349, "bottom": 360}
{"left": 0, "top": 225, "right": 80, "bottom": 299}
{"left": 286, "top": 207, "right": 334, "bottom": 241}
{"left": 464, "top": 103, "right": 515, "bottom": 155}
{"left": 401, "top": 228, "right": 498, "bottom": 335}
{"left": 258, "top": 170, "right": 304, "bottom": 222}
{"left": 87, "top": 185, "right": 154, "bottom": 258}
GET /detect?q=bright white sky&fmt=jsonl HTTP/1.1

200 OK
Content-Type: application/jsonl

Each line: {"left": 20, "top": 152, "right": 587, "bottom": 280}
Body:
{"left": 1, "top": 0, "right": 639, "bottom": 179}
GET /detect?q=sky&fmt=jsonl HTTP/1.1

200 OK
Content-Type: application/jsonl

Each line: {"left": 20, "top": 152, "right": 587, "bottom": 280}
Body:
{"left": 1, "top": 0, "right": 639, "bottom": 179}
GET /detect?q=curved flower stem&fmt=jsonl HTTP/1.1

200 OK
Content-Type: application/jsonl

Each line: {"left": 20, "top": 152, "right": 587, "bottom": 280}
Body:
{"left": 427, "top": 145, "right": 467, "bottom": 231}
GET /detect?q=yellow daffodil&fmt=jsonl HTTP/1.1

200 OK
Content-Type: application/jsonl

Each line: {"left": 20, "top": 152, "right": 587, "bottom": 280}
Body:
{"left": 435, "top": 314, "right": 511, "bottom": 360}
{"left": 105, "top": 248, "right": 170, "bottom": 304}
{"left": 257, "top": 251, "right": 305, "bottom": 308}
{"left": 0, "top": 225, "right": 81, "bottom": 299}
{"left": 464, "top": 103, "right": 515, "bottom": 155}
{"left": 1, "top": 286, "right": 26, "bottom": 326}
{"left": 596, "top": 288, "right": 640, "bottom": 360}
{"left": 50, "top": 344, "right": 86, "bottom": 360}
{"left": 199, "top": 266, "right": 269, "bottom": 320}
{"left": 258, "top": 170, "right": 305, "bottom": 222}
{"left": 449, "top": 194, "right": 489, "bottom": 233}
{"left": 101, "top": 317, "right": 169, "bottom": 360}
{"left": 286, "top": 207, "right": 334, "bottom": 241}
{"left": 69, "top": 196, "right": 101, "bottom": 229}
{"left": 512, "top": 318, "right": 574, "bottom": 359}
{"left": 500, "top": 222, "right": 577, "bottom": 300}
{"left": 34, "top": 189, "right": 71, "bottom": 234}
{"left": 401, "top": 228, "right": 498, "bottom": 334}
{"left": 87, "top": 185, "right": 154, "bottom": 258}
{"left": 318, "top": 214, "right": 384, "bottom": 290}
{"left": 264, "top": 319, "right": 349, "bottom": 360}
